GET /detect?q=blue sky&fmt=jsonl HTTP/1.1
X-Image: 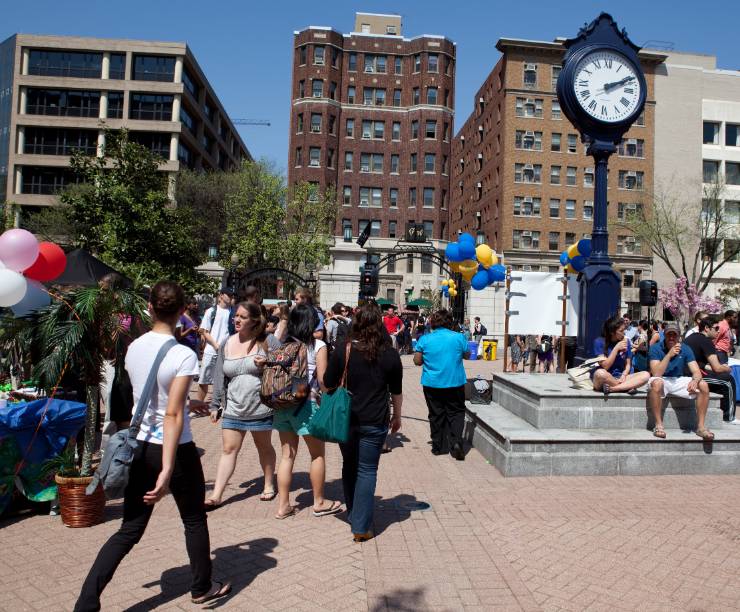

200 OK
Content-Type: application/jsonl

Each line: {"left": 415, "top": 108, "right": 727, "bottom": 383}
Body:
{"left": 4, "top": 1, "right": 739, "bottom": 173}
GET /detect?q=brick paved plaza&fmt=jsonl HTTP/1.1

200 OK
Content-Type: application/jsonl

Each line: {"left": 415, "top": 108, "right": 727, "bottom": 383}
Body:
{"left": 2, "top": 356, "right": 740, "bottom": 611}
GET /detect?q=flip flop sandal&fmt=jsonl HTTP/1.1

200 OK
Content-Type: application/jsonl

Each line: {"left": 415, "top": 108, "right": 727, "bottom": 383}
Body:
{"left": 696, "top": 428, "right": 715, "bottom": 441}
{"left": 275, "top": 507, "right": 297, "bottom": 520}
{"left": 313, "top": 500, "right": 342, "bottom": 517}
{"left": 653, "top": 426, "right": 666, "bottom": 439}
{"left": 259, "top": 490, "right": 277, "bottom": 501}
{"left": 191, "top": 580, "right": 232, "bottom": 604}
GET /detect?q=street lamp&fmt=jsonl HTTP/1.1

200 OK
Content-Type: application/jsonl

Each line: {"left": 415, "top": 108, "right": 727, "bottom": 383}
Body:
{"left": 229, "top": 252, "right": 240, "bottom": 296}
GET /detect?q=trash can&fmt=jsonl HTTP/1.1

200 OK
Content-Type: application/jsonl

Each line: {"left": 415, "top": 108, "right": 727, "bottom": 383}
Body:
{"left": 482, "top": 339, "right": 497, "bottom": 361}
{"left": 467, "top": 341, "right": 479, "bottom": 360}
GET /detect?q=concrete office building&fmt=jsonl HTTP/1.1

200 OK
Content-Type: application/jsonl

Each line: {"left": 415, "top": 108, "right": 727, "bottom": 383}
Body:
{"left": 0, "top": 34, "right": 250, "bottom": 221}
{"left": 288, "top": 13, "right": 455, "bottom": 308}
{"left": 653, "top": 51, "right": 740, "bottom": 302}
{"left": 452, "top": 37, "right": 665, "bottom": 319}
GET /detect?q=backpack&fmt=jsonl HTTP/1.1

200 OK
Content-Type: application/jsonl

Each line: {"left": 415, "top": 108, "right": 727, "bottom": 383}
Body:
{"left": 478, "top": 324, "right": 488, "bottom": 336}
{"left": 259, "top": 340, "right": 310, "bottom": 410}
{"left": 209, "top": 305, "right": 236, "bottom": 336}
{"left": 332, "top": 320, "right": 351, "bottom": 351}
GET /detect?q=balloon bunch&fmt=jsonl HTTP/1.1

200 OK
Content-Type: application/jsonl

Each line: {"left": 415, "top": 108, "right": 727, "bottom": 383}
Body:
{"left": 445, "top": 232, "right": 506, "bottom": 291}
{"left": 440, "top": 278, "right": 458, "bottom": 298}
{"left": 559, "top": 238, "right": 592, "bottom": 274}
{"left": 0, "top": 229, "right": 67, "bottom": 316}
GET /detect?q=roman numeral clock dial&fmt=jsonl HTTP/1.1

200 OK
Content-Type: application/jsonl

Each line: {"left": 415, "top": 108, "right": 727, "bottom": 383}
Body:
{"left": 573, "top": 51, "right": 641, "bottom": 123}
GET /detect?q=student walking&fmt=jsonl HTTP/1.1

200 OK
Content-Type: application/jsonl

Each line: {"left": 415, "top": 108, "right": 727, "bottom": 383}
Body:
{"left": 205, "top": 302, "right": 280, "bottom": 509}
{"left": 324, "top": 302, "right": 403, "bottom": 542}
{"left": 413, "top": 309, "right": 470, "bottom": 460}
{"left": 75, "top": 282, "right": 229, "bottom": 612}
{"left": 197, "top": 288, "right": 234, "bottom": 402}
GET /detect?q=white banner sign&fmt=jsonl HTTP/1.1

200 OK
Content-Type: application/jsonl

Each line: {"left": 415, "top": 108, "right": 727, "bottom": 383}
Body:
{"left": 507, "top": 272, "right": 580, "bottom": 337}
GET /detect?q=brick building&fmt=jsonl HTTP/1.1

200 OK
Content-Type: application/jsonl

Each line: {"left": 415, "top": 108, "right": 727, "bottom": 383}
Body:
{"left": 288, "top": 13, "right": 455, "bottom": 308}
{"left": 452, "top": 37, "right": 665, "bottom": 317}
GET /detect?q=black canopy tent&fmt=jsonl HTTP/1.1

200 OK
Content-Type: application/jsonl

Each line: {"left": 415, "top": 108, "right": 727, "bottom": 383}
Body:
{"left": 52, "top": 249, "right": 132, "bottom": 287}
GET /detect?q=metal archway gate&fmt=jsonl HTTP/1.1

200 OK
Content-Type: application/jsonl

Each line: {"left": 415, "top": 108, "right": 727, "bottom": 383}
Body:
{"left": 229, "top": 267, "right": 310, "bottom": 301}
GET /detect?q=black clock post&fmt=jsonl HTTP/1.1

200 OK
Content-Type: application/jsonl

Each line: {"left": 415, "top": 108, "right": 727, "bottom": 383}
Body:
{"left": 556, "top": 13, "right": 647, "bottom": 362}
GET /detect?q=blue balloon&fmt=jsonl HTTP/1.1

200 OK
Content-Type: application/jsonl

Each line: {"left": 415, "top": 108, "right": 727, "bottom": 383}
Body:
{"left": 471, "top": 270, "right": 489, "bottom": 291}
{"left": 458, "top": 241, "right": 476, "bottom": 260}
{"left": 445, "top": 242, "right": 462, "bottom": 262}
{"left": 559, "top": 251, "right": 570, "bottom": 266}
{"left": 488, "top": 264, "right": 506, "bottom": 283}
{"left": 570, "top": 255, "right": 586, "bottom": 272}
{"left": 577, "top": 239, "right": 592, "bottom": 258}
{"left": 458, "top": 232, "right": 476, "bottom": 245}
{"left": 11, "top": 279, "right": 50, "bottom": 317}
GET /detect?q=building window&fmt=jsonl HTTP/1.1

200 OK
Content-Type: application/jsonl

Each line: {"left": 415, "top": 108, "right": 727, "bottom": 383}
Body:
{"left": 295, "top": 147, "right": 302, "bottom": 166}
{"left": 566, "top": 166, "right": 577, "bottom": 186}
{"left": 313, "top": 45, "right": 325, "bottom": 65}
{"left": 296, "top": 113, "right": 304, "bottom": 133}
{"left": 364, "top": 54, "right": 387, "bottom": 73}
{"left": 23, "top": 127, "right": 98, "bottom": 156}
{"left": 410, "top": 120, "right": 419, "bottom": 139}
{"left": 583, "top": 200, "right": 594, "bottom": 220}
{"left": 391, "top": 154, "right": 399, "bottom": 173}
{"left": 394, "top": 56, "right": 402, "bottom": 74}
{"left": 179, "top": 106, "right": 196, "bottom": 135}
{"left": 635, "top": 111, "right": 645, "bottom": 126}
{"left": 617, "top": 235, "right": 642, "bottom": 255}
{"left": 346, "top": 118, "right": 354, "bottom": 137}
{"left": 360, "top": 153, "right": 383, "bottom": 173}
{"left": 425, "top": 120, "right": 437, "bottom": 139}
{"left": 104, "top": 91, "right": 123, "bottom": 119}
{"left": 566, "top": 133, "right": 577, "bottom": 154}
{"left": 424, "top": 153, "right": 436, "bottom": 173}
{"left": 551, "top": 100, "right": 562, "bottom": 120}
{"left": 410, "top": 153, "right": 417, "bottom": 172}
{"left": 516, "top": 97, "right": 543, "bottom": 118}
{"left": 414, "top": 54, "right": 421, "bottom": 72}
{"left": 312, "top": 79, "right": 323, "bottom": 98}
{"left": 310, "top": 113, "right": 322, "bottom": 133}
{"left": 725, "top": 239, "right": 740, "bottom": 262}
{"left": 390, "top": 188, "right": 398, "bottom": 207}
{"left": 584, "top": 167, "right": 595, "bottom": 187}
{"left": 513, "top": 196, "right": 541, "bottom": 217}
{"left": 515, "top": 163, "right": 542, "bottom": 183}
{"left": 523, "top": 63, "right": 537, "bottom": 87}
{"left": 548, "top": 231, "right": 559, "bottom": 251}
{"left": 726, "top": 124, "right": 740, "bottom": 147}
{"left": 409, "top": 187, "right": 417, "bottom": 206}
{"left": 549, "top": 198, "right": 560, "bottom": 218}
{"left": 342, "top": 218, "right": 352, "bottom": 240}
{"left": 703, "top": 160, "right": 720, "bottom": 183}
{"left": 309, "top": 147, "right": 321, "bottom": 167}
{"left": 329, "top": 82, "right": 337, "bottom": 100}
{"left": 298, "top": 46, "right": 307, "bottom": 66}
{"left": 619, "top": 170, "right": 644, "bottom": 190}
{"left": 328, "top": 115, "right": 336, "bottom": 135}
{"left": 428, "top": 53, "right": 439, "bottom": 73}
{"left": 551, "top": 133, "right": 561, "bottom": 152}
{"left": 343, "top": 187, "right": 352, "bottom": 206}
{"left": 551, "top": 65, "right": 561, "bottom": 91}
{"left": 109, "top": 53, "right": 126, "bottom": 80}
{"left": 363, "top": 87, "right": 386, "bottom": 106}
{"left": 512, "top": 230, "right": 540, "bottom": 250}
{"left": 298, "top": 80, "right": 305, "bottom": 97}
{"left": 28, "top": 49, "right": 102, "bottom": 78}
{"left": 423, "top": 188, "right": 435, "bottom": 208}
{"left": 344, "top": 151, "right": 353, "bottom": 170}
{"left": 617, "top": 202, "right": 643, "bottom": 221}
{"left": 389, "top": 220, "right": 398, "bottom": 238}
{"left": 727, "top": 162, "right": 740, "bottom": 185}
{"left": 703, "top": 121, "right": 720, "bottom": 144}
{"left": 565, "top": 232, "right": 576, "bottom": 245}
{"left": 347, "top": 86, "right": 356, "bottom": 104}
{"left": 178, "top": 142, "right": 194, "bottom": 168}
{"left": 331, "top": 47, "right": 339, "bottom": 67}
{"left": 386, "top": 254, "right": 397, "bottom": 272}
{"left": 348, "top": 52, "right": 357, "bottom": 71}
{"left": 129, "top": 93, "right": 173, "bottom": 121}
{"left": 426, "top": 87, "right": 438, "bottom": 105}
{"left": 132, "top": 55, "right": 175, "bottom": 82}
{"left": 725, "top": 200, "right": 740, "bottom": 224}
{"left": 21, "top": 165, "right": 76, "bottom": 194}
{"left": 550, "top": 165, "right": 561, "bottom": 185}
{"left": 618, "top": 138, "right": 645, "bottom": 157}
{"left": 362, "top": 120, "right": 385, "bottom": 139}
{"left": 359, "top": 219, "right": 370, "bottom": 237}
{"left": 26, "top": 88, "right": 100, "bottom": 117}
{"left": 393, "top": 89, "right": 402, "bottom": 107}
{"left": 362, "top": 188, "right": 383, "bottom": 208}
{"left": 421, "top": 253, "right": 433, "bottom": 274}
{"left": 442, "top": 156, "right": 449, "bottom": 175}
{"left": 407, "top": 254, "right": 414, "bottom": 273}
{"left": 515, "top": 130, "right": 542, "bottom": 150}
{"left": 392, "top": 122, "right": 401, "bottom": 141}
{"left": 565, "top": 199, "right": 576, "bottom": 219}
{"left": 413, "top": 88, "right": 420, "bottom": 105}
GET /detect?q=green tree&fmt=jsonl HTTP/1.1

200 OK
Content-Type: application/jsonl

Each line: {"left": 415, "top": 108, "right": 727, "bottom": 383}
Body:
{"left": 283, "top": 182, "right": 338, "bottom": 271}
{"left": 718, "top": 283, "right": 740, "bottom": 311}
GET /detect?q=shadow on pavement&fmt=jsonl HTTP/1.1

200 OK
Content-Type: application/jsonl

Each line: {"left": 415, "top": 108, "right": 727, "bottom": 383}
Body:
{"left": 371, "top": 587, "right": 429, "bottom": 611}
{"left": 373, "top": 493, "right": 426, "bottom": 537}
{"left": 124, "top": 537, "right": 278, "bottom": 611}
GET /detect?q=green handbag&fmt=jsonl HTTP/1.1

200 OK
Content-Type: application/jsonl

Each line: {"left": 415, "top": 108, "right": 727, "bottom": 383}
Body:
{"left": 309, "top": 344, "right": 352, "bottom": 443}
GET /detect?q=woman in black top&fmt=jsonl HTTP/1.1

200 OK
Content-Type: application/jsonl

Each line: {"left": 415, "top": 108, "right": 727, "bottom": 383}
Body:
{"left": 324, "top": 302, "right": 403, "bottom": 542}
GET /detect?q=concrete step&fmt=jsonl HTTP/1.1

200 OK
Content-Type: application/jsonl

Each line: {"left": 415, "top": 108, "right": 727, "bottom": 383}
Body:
{"left": 465, "top": 401, "right": 740, "bottom": 477}
{"left": 492, "top": 373, "right": 725, "bottom": 430}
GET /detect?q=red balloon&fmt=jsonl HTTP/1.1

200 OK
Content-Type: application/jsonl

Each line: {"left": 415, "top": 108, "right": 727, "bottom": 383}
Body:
{"left": 24, "top": 242, "right": 67, "bottom": 281}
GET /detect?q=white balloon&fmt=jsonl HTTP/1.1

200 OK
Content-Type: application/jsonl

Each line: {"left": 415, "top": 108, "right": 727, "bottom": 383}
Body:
{"left": 0, "top": 268, "right": 28, "bottom": 307}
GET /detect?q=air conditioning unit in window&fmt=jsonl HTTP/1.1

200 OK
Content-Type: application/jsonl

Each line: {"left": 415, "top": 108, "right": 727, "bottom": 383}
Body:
{"left": 525, "top": 131, "right": 535, "bottom": 138}
{"left": 522, "top": 231, "right": 532, "bottom": 237}
{"left": 365, "top": 66, "right": 374, "bottom": 73}
{"left": 362, "top": 133, "right": 371, "bottom": 139}
{"left": 525, "top": 98, "right": 535, "bottom": 105}
{"left": 477, "top": 153, "right": 483, "bottom": 159}
{"left": 363, "top": 99, "right": 373, "bottom": 106}
{"left": 476, "top": 182, "right": 482, "bottom": 188}
{"left": 524, "top": 163, "right": 534, "bottom": 170}
{"left": 628, "top": 138, "right": 637, "bottom": 145}
{"left": 524, "top": 63, "right": 537, "bottom": 71}
{"left": 523, "top": 196, "right": 533, "bottom": 203}
{"left": 310, "top": 125, "right": 321, "bottom": 133}
{"left": 360, "top": 164, "right": 370, "bottom": 172}
{"left": 360, "top": 199, "right": 369, "bottom": 207}
{"left": 625, "top": 236, "right": 636, "bottom": 243}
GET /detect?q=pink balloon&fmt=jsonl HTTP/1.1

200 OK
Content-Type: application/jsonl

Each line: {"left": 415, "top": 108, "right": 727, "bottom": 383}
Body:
{"left": 0, "top": 229, "right": 39, "bottom": 272}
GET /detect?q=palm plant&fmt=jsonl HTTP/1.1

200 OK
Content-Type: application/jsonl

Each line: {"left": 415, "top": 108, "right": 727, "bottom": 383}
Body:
{"left": 31, "top": 285, "right": 147, "bottom": 476}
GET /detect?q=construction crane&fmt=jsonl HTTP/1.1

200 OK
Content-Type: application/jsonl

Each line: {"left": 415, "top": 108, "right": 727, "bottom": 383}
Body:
{"left": 231, "top": 119, "right": 271, "bottom": 127}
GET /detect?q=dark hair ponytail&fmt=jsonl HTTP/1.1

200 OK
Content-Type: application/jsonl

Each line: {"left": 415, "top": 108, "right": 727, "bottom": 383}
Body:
{"left": 149, "top": 281, "right": 185, "bottom": 320}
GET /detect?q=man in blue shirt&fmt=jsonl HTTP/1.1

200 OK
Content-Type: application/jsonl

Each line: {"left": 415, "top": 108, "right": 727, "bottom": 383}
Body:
{"left": 414, "top": 309, "right": 470, "bottom": 460}
{"left": 648, "top": 322, "right": 713, "bottom": 440}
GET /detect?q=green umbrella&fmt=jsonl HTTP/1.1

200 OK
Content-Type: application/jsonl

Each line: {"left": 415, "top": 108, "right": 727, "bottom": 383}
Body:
{"left": 374, "top": 298, "right": 393, "bottom": 306}
{"left": 407, "top": 298, "right": 433, "bottom": 308}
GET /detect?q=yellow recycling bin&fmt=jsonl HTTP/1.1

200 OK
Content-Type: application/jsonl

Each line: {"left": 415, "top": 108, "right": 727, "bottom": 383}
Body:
{"left": 482, "top": 339, "right": 497, "bottom": 361}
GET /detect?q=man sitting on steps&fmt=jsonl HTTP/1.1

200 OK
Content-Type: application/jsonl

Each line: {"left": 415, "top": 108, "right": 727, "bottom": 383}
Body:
{"left": 647, "top": 322, "right": 714, "bottom": 441}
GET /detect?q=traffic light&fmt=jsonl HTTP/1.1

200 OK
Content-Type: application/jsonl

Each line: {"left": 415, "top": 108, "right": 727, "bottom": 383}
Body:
{"left": 359, "top": 262, "right": 378, "bottom": 297}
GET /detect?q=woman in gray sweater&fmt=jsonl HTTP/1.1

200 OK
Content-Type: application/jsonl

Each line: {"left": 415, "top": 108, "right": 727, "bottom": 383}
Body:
{"left": 205, "top": 302, "right": 280, "bottom": 508}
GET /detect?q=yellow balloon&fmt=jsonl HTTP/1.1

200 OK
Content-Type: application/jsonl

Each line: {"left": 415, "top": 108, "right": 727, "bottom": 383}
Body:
{"left": 459, "top": 259, "right": 478, "bottom": 275}
{"left": 490, "top": 254, "right": 499, "bottom": 266}
{"left": 449, "top": 261, "right": 460, "bottom": 273}
{"left": 449, "top": 280, "right": 456, "bottom": 289}
{"left": 567, "top": 242, "right": 580, "bottom": 259}
{"left": 565, "top": 263, "right": 576, "bottom": 274}
{"left": 448, "top": 288, "right": 457, "bottom": 297}
{"left": 475, "top": 244, "right": 493, "bottom": 268}
{"left": 441, "top": 279, "right": 449, "bottom": 287}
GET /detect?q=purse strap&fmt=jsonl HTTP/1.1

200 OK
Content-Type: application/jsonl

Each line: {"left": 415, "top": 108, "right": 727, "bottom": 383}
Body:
{"left": 128, "top": 338, "right": 178, "bottom": 439}
{"left": 339, "top": 342, "right": 351, "bottom": 388}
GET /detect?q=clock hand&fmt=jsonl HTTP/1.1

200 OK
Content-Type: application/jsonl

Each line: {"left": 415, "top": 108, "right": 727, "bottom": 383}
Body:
{"left": 602, "top": 75, "right": 635, "bottom": 92}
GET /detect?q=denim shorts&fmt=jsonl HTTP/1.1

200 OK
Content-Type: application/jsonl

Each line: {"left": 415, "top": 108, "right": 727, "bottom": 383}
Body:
{"left": 221, "top": 415, "right": 273, "bottom": 432}
{"left": 272, "top": 400, "right": 318, "bottom": 436}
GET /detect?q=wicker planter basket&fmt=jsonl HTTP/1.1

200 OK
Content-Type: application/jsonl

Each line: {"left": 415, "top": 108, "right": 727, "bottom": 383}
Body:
{"left": 55, "top": 475, "right": 105, "bottom": 528}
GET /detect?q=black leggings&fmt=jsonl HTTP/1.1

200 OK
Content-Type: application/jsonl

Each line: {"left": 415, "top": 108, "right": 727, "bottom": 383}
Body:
{"left": 423, "top": 385, "right": 466, "bottom": 454}
{"left": 75, "top": 441, "right": 211, "bottom": 612}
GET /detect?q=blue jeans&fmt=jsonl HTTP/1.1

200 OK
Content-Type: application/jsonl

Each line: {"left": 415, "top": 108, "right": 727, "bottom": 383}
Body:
{"left": 339, "top": 424, "right": 388, "bottom": 535}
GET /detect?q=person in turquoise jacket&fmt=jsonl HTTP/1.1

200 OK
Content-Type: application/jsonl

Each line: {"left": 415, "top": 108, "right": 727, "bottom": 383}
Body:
{"left": 413, "top": 309, "right": 470, "bottom": 460}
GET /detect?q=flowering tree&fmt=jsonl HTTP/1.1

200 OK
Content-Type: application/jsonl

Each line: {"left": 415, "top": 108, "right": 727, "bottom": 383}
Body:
{"left": 659, "top": 277, "right": 722, "bottom": 329}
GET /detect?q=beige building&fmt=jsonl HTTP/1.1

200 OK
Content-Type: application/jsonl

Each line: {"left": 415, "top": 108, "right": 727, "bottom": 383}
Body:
{"left": 653, "top": 51, "right": 740, "bottom": 303}
{"left": 0, "top": 34, "right": 250, "bottom": 223}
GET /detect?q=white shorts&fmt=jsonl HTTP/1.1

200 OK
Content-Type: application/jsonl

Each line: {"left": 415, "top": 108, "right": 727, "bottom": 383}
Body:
{"left": 198, "top": 354, "right": 218, "bottom": 385}
{"left": 649, "top": 376, "right": 695, "bottom": 399}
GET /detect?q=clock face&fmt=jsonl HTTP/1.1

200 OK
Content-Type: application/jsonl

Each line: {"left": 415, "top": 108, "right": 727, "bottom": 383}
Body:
{"left": 573, "top": 50, "right": 641, "bottom": 124}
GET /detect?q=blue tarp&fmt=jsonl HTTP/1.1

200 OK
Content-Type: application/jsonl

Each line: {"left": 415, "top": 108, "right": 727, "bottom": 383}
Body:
{"left": 0, "top": 398, "right": 86, "bottom": 515}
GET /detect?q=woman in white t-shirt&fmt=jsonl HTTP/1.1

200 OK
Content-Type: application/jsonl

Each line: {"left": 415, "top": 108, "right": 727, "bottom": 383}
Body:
{"left": 75, "top": 282, "right": 230, "bottom": 611}
{"left": 266, "top": 304, "right": 342, "bottom": 519}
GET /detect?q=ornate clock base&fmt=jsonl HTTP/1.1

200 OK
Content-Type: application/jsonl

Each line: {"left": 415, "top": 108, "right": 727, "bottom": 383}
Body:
{"left": 575, "top": 262, "right": 622, "bottom": 364}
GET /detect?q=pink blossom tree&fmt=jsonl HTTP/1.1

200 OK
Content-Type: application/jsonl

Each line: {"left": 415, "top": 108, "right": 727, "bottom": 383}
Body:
{"left": 659, "top": 277, "right": 722, "bottom": 329}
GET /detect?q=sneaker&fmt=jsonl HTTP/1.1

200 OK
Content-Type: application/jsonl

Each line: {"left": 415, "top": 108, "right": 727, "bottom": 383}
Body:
{"left": 729, "top": 418, "right": 740, "bottom": 425}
